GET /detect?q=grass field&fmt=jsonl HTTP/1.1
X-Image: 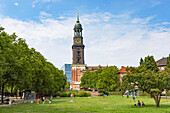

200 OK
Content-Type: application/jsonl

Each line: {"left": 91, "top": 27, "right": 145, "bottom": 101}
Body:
{"left": 0, "top": 96, "right": 170, "bottom": 113}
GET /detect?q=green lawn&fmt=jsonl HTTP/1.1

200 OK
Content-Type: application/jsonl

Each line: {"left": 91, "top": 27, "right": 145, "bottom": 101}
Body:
{"left": 0, "top": 96, "right": 170, "bottom": 113}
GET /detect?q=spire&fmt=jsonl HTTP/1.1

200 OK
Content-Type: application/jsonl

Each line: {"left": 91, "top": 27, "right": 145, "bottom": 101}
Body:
{"left": 77, "top": 10, "right": 79, "bottom": 23}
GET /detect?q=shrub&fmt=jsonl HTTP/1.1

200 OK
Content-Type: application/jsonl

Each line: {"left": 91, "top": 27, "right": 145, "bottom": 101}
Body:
{"left": 109, "top": 91, "right": 122, "bottom": 95}
{"left": 78, "top": 92, "right": 84, "bottom": 97}
{"left": 138, "top": 91, "right": 150, "bottom": 96}
{"left": 98, "top": 90, "right": 109, "bottom": 95}
{"left": 99, "top": 93, "right": 104, "bottom": 96}
{"left": 167, "top": 92, "right": 170, "bottom": 96}
{"left": 87, "top": 92, "right": 91, "bottom": 97}
{"left": 56, "top": 91, "right": 91, "bottom": 97}
{"left": 77, "top": 91, "right": 91, "bottom": 97}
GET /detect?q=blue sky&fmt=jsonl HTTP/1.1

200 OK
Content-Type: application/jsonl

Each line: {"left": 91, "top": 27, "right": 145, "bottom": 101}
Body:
{"left": 0, "top": 0, "right": 170, "bottom": 68}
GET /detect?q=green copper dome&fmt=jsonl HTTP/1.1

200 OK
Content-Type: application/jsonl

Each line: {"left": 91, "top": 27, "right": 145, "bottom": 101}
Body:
{"left": 74, "top": 10, "right": 83, "bottom": 30}
{"left": 74, "top": 22, "right": 82, "bottom": 30}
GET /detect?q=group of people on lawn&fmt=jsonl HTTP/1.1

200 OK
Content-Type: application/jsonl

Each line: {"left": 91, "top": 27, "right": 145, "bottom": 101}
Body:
{"left": 37, "top": 96, "right": 53, "bottom": 104}
{"left": 134, "top": 100, "right": 145, "bottom": 106}
{"left": 133, "top": 95, "right": 145, "bottom": 106}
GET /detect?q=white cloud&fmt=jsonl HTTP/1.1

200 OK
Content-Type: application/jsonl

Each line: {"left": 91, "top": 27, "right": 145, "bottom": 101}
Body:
{"left": 32, "top": 5, "right": 35, "bottom": 8}
{"left": 0, "top": 12, "right": 170, "bottom": 69}
{"left": 150, "top": 0, "right": 161, "bottom": 7}
{"left": 14, "top": 2, "right": 19, "bottom": 6}
{"left": 33, "top": 0, "right": 61, "bottom": 4}
{"left": 39, "top": 11, "right": 52, "bottom": 18}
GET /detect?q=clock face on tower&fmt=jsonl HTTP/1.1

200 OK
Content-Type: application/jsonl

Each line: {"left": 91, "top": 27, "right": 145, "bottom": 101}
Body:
{"left": 75, "top": 38, "right": 81, "bottom": 44}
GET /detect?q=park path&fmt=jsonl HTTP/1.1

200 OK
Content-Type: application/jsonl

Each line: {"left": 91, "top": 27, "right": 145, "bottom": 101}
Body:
{"left": 0, "top": 98, "right": 32, "bottom": 107}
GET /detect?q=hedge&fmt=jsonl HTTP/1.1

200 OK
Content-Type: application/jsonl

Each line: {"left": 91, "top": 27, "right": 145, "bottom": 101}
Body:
{"left": 56, "top": 91, "right": 91, "bottom": 97}
{"left": 109, "top": 91, "right": 122, "bottom": 95}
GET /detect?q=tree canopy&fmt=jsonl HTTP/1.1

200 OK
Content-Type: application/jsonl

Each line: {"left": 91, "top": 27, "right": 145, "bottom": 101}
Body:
{"left": 80, "top": 66, "right": 119, "bottom": 91}
{"left": 122, "top": 55, "right": 170, "bottom": 107}
{"left": 0, "top": 27, "right": 66, "bottom": 103}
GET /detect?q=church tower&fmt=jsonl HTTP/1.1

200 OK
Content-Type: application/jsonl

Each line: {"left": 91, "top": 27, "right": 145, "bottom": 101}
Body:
{"left": 71, "top": 11, "right": 86, "bottom": 90}
{"left": 72, "top": 11, "right": 85, "bottom": 64}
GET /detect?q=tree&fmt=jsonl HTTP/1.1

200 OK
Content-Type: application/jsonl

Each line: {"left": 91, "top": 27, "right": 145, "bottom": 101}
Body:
{"left": 122, "top": 55, "right": 170, "bottom": 107}
{"left": 0, "top": 27, "right": 18, "bottom": 102}
{"left": 0, "top": 26, "right": 67, "bottom": 102}
{"left": 65, "top": 82, "right": 70, "bottom": 89}
{"left": 167, "top": 54, "right": 170, "bottom": 68}
{"left": 97, "top": 66, "right": 119, "bottom": 91}
{"left": 80, "top": 66, "right": 119, "bottom": 91}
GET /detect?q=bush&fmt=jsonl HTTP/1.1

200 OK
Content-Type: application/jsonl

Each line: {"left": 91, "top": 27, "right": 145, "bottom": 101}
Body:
{"left": 99, "top": 93, "right": 104, "bottom": 96}
{"left": 138, "top": 91, "right": 150, "bottom": 96}
{"left": 167, "top": 92, "right": 170, "bottom": 96}
{"left": 98, "top": 90, "right": 109, "bottom": 95}
{"left": 109, "top": 91, "right": 122, "bottom": 95}
{"left": 56, "top": 91, "right": 91, "bottom": 97}
{"left": 77, "top": 92, "right": 91, "bottom": 97}
{"left": 78, "top": 92, "right": 85, "bottom": 97}
{"left": 87, "top": 92, "right": 91, "bottom": 97}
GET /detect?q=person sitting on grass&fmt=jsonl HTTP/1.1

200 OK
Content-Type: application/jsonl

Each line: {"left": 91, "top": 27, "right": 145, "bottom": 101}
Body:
{"left": 142, "top": 101, "right": 145, "bottom": 106}
{"left": 137, "top": 100, "right": 141, "bottom": 106}
{"left": 49, "top": 100, "right": 51, "bottom": 104}
{"left": 70, "top": 93, "right": 74, "bottom": 98}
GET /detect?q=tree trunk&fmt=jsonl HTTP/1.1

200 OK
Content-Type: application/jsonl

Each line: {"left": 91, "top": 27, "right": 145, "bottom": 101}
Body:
{"left": 16, "top": 90, "right": 18, "bottom": 99}
{"left": 154, "top": 96, "right": 160, "bottom": 107}
{"left": 11, "top": 84, "right": 13, "bottom": 96}
{"left": 20, "top": 90, "right": 22, "bottom": 99}
{"left": 37, "top": 91, "right": 39, "bottom": 98}
{"left": 1, "top": 84, "right": 4, "bottom": 103}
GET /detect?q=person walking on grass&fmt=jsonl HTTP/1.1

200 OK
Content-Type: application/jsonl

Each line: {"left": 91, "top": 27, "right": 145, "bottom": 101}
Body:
{"left": 42, "top": 97, "right": 45, "bottom": 104}
{"left": 133, "top": 95, "right": 135, "bottom": 102}
{"left": 37, "top": 99, "right": 40, "bottom": 104}
{"left": 50, "top": 95, "right": 53, "bottom": 102}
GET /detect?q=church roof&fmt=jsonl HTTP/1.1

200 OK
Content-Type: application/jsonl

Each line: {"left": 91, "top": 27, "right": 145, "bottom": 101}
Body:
{"left": 74, "top": 22, "right": 82, "bottom": 30}
{"left": 86, "top": 65, "right": 107, "bottom": 71}
{"left": 156, "top": 57, "right": 167, "bottom": 66}
{"left": 118, "top": 66, "right": 127, "bottom": 73}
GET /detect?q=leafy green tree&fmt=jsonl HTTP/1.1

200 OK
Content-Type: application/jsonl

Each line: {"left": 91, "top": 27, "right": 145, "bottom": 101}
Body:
{"left": 65, "top": 82, "right": 70, "bottom": 89}
{"left": 0, "top": 27, "right": 18, "bottom": 102}
{"left": 97, "top": 66, "right": 119, "bottom": 91}
{"left": 140, "top": 58, "right": 144, "bottom": 65}
{"left": 122, "top": 55, "right": 170, "bottom": 107}
{"left": 0, "top": 26, "right": 67, "bottom": 102}
{"left": 80, "top": 71, "right": 91, "bottom": 89}
{"left": 167, "top": 54, "right": 170, "bottom": 68}
{"left": 81, "top": 66, "right": 119, "bottom": 91}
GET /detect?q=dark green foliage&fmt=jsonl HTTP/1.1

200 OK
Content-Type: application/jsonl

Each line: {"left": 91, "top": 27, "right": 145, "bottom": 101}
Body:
{"left": 121, "top": 55, "right": 170, "bottom": 107}
{"left": 0, "top": 26, "right": 66, "bottom": 103}
{"left": 142, "top": 55, "right": 159, "bottom": 72}
{"left": 98, "top": 93, "right": 104, "bottom": 96}
{"left": 140, "top": 58, "right": 144, "bottom": 65}
{"left": 56, "top": 91, "right": 91, "bottom": 97}
{"left": 138, "top": 91, "right": 150, "bottom": 96}
{"left": 80, "top": 66, "right": 119, "bottom": 91}
{"left": 65, "top": 82, "right": 70, "bottom": 89}
{"left": 109, "top": 91, "right": 122, "bottom": 95}
{"left": 98, "top": 90, "right": 109, "bottom": 95}
{"left": 167, "top": 54, "right": 170, "bottom": 68}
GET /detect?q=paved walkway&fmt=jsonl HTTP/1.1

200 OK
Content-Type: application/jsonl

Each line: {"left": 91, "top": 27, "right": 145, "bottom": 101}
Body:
{"left": 0, "top": 98, "right": 35, "bottom": 107}
{"left": 90, "top": 91, "right": 100, "bottom": 96}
